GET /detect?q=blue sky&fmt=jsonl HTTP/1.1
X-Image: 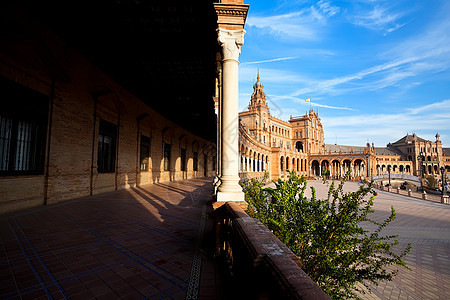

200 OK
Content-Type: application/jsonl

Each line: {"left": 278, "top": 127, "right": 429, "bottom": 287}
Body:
{"left": 238, "top": 0, "right": 450, "bottom": 147}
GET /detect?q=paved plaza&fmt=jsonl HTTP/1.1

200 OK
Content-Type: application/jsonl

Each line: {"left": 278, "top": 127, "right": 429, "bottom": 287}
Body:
{"left": 303, "top": 180, "right": 450, "bottom": 300}
{"left": 0, "top": 178, "right": 222, "bottom": 300}
{"left": 1, "top": 177, "right": 449, "bottom": 299}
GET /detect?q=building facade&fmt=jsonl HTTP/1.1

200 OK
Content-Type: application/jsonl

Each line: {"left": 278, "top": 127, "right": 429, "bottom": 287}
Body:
{"left": 0, "top": 0, "right": 250, "bottom": 213}
{"left": 239, "top": 76, "right": 450, "bottom": 182}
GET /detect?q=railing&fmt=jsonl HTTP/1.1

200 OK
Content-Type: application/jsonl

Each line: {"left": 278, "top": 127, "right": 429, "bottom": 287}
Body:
{"left": 214, "top": 202, "right": 330, "bottom": 299}
{"left": 373, "top": 183, "right": 448, "bottom": 204}
{"left": 372, "top": 174, "right": 420, "bottom": 182}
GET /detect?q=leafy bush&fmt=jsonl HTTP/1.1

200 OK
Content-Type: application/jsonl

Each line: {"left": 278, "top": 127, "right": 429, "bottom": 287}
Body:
{"left": 424, "top": 175, "right": 438, "bottom": 190}
{"left": 241, "top": 171, "right": 411, "bottom": 299}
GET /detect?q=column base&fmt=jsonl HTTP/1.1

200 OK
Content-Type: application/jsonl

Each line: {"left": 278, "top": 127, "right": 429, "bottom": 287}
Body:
{"left": 217, "top": 190, "right": 245, "bottom": 202}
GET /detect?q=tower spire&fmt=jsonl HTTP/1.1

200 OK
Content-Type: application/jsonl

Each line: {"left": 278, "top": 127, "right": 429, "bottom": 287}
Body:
{"left": 248, "top": 71, "right": 267, "bottom": 110}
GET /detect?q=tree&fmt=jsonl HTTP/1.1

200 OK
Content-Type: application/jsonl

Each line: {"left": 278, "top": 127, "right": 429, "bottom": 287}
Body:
{"left": 241, "top": 171, "right": 411, "bottom": 299}
{"left": 424, "top": 175, "right": 438, "bottom": 190}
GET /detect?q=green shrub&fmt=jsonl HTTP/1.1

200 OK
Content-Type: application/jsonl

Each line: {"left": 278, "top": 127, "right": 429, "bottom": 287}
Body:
{"left": 424, "top": 175, "right": 438, "bottom": 189}
{"left": 241, "top": 170, "right": 411, "bottom": 299}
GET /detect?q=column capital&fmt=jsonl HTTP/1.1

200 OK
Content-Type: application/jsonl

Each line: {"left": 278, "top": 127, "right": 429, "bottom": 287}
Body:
{"left": 217, "top": 28, "right": 245, "bottom": 62}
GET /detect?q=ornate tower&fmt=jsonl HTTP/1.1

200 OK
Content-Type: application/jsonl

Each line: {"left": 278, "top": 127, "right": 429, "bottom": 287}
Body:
{"left": 248, "top": 72, "right": 268, "bottom": 111}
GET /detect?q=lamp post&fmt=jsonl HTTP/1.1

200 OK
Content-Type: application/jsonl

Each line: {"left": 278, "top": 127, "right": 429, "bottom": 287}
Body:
{"left": 388, "top": 165, "right": 391, "bottom": 187}
{"left": 440, "top": 166, "right": 446, "bottom": 196}
{"left": 417, "top": 152, "right": 424, "bottom": 190}
{"left": 417, "top": 152, "right": 424, "bottom": 178}
{"left": 376, "top": 158, "right": 379, "bottom": 176}
{"left": 365, "top": 153, "right": 369, "bottom": 178}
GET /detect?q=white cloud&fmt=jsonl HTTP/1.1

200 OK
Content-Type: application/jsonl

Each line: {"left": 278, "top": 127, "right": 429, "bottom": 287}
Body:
{"left": 352, "top": 5, "right": 405, "bottom": 34}
{"left": 407, "top": 99, "right": 450, "bottom": 115}
{"left": 241, "top": 57, "right": 299, "bottom": 65}
{"left": 247, "top": 11, "right": 319, "bottom": 40}
{"left": 311, "top": 0, "right": 340, "bottom": 22}
{"left": 290, "top": 41, "right": 450, "bottom": 97}
{"left": 239, "top": 66, "right": 309, "bottom": 85}
{"left": 323, "top": 99, "right": 450, "bottom": 146}
{"left": 246, "top": 1, "right": 340, "bottom": 40}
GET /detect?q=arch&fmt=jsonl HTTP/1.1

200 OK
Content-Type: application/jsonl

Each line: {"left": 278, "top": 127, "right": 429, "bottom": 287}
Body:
{"left": 353, "top": 159, "right": 364, "bottom": 177}
{"left": 280, "top": 156, "right": 284, "bottom": 172}
{"left": 295, "top": 141, "right": 303, "bottom": 152}
{"left": 311, "top": 160, "right": 320, "bottom": 176}
{"left": 297, "top": 158, "right": 299, "bottom": 172}
{"left": 393, "top": 165, "right": 398, "bottom": 172}
{"left": 257, "top": 153, "right": 261, "bottom": 172}
{"left": 434, "top": 165, "right": 438, "bottom": 174}
{"left": 331, "top": 159, "right": 340, "bottom": 178}
{"left": 406, "top": 165, "right": 411, "bottom": 173}
{"left": 286, "top": 156, "right": 290, "bottom": 170}
{"left": 321, "top": 160, "right": 330, "bottom": 177}
{"left": 428, "top": 165, "right": 432, "bottom": 174}
{"left": 253, "top": 152, "right": 256, "bottom": 172}
{"left": 399, "top": 165, "right": 404, "bottom": 173}
{"left": 240, "top": 155, "right": 243, "bottom": 172}
{"left": 427, "top": 156, "right": 431, "bottom": 161}
{"left": 342, "top": 159, "right": 352, "bottom": 176}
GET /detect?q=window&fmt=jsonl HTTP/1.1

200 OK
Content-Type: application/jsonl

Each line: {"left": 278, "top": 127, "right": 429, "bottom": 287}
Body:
{"left": 180, "top": 148, "right": 186, "bottom": 171}
{"left": 98, "top": 120, "right": 117, "bottom": 173}
{"left": 193, "top": 151, "right": 198, "bottom": 171}
{"left": 0, "top": 77, "right": 48, "bottom": 175}
{"left": 139, "top": 135, "right": 150, "bottom": 171}
{"left": 164, "top": 143, "right": 171, "bottom": 171}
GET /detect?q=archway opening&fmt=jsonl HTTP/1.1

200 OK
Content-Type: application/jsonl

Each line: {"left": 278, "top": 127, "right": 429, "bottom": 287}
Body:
{"left": 295, "top": 141, "right": 303, "bottom": 152}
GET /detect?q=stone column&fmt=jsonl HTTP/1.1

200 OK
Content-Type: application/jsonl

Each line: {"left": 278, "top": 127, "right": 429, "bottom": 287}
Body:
{"left": 217, "top": 28, "right": 245, "bottom": 202}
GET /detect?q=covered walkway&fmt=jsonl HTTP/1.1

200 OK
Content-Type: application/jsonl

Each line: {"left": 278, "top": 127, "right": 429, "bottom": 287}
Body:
{"left": 0, "top": 178, "right": 221, "bottom": 299}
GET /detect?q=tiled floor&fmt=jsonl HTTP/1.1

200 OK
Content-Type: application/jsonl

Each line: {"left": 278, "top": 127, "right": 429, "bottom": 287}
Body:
{"left": 4, "top": 177, "right": 448, "bottom": 300}
{"left": 0, "top": 178, "right": 221, "bottom": 300}
{"left": 303, "top": 180, "right": 450, "bottom": 300}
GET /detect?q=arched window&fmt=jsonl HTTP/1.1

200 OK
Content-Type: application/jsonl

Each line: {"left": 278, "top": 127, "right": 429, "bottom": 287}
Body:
{"left": 280, "top": 157, "right": 284, "bottom": 171}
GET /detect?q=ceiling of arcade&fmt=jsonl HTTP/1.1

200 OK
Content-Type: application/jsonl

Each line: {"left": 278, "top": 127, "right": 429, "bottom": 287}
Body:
{"left": 7, "top": 0, "right": 220, "bottom": 141}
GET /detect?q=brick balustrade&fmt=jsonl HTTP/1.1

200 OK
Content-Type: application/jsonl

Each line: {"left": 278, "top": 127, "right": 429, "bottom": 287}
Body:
{"left": 214, "top": 202, "right": 330, "bottom": 299}
{"left": 373, "top": 183, "right": 449, "bottom": 204}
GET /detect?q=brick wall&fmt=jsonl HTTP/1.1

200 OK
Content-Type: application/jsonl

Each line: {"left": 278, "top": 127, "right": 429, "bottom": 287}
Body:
{"left": 0, "top": 22, "right": 216, "bottom": 214}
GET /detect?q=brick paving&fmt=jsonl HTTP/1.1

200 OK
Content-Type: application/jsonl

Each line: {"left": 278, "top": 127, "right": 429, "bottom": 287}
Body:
{"left": 303, "top": 180, "right": 450, "bottom": 300}
{"left": 2, "top": 177, "right": 449, "bottom": 300}
{"left": 0, "top": 178, "right": 222, "bottom": 300}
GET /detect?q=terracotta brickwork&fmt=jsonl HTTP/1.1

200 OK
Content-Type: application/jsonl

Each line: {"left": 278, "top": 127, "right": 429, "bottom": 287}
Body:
{"left": 0, "top": 24, "right": 216, "bottom": 214}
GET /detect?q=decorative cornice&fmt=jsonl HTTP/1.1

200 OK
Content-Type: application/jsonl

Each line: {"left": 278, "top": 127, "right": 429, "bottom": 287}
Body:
{"left": 214, "top": 3, "right": 249, "bottom": 28}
